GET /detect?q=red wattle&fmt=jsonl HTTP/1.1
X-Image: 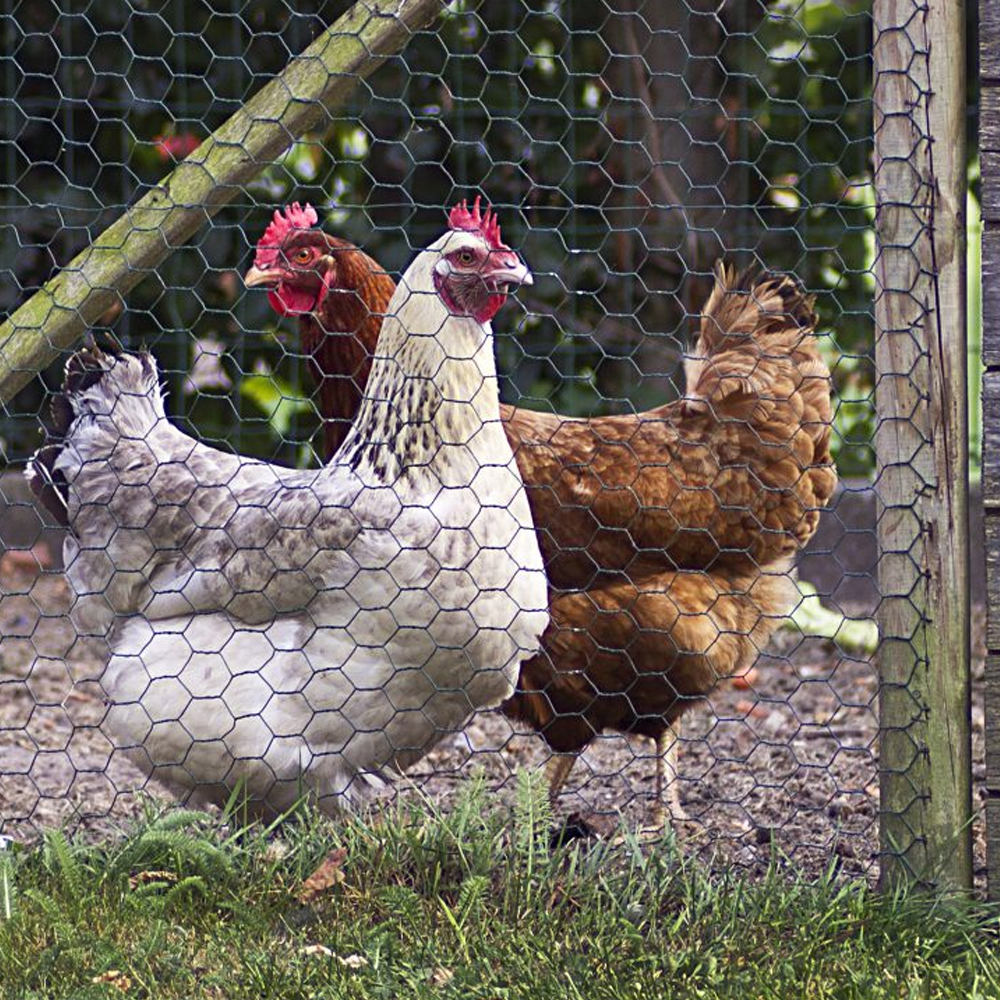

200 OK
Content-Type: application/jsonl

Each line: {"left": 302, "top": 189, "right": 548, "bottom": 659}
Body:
{"left": 268, "top": 284, "right": 324, "bottom": 317}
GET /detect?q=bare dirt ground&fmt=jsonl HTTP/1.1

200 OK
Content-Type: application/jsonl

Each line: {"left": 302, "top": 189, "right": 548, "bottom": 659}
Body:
{"left": 1, "top": 555, "right": 988, "bottom": 888}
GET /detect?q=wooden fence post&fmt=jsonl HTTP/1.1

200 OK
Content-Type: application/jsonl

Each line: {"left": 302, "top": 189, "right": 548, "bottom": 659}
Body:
{"left": 979, "top": 0, "right": 1000, "bottom": 901}
{"left": 0, "top": 0, "right": 442, "bottom": 407}
{"left": 873, "top": 0, "right": 972, "bottom": 891}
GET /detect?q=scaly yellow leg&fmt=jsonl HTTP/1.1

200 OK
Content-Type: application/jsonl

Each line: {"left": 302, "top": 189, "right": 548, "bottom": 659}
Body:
{"left": 652, "top": 721, "right": 686, "bottom": 828}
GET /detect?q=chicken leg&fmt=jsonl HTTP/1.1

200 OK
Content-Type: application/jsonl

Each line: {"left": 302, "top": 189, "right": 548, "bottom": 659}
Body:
{"left": 651, "top": 722, "right": 687, "bottom": 828}
{"left": 545, "top": 752, "right": 577, "bottom": 812}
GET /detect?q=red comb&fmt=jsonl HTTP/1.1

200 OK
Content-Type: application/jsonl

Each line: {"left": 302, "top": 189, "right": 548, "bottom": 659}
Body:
{"left": 448, "top": 196, "right": 506, "bottom": 250}
{"left": 254, "top": 202, "right": 319, "bottom": 267}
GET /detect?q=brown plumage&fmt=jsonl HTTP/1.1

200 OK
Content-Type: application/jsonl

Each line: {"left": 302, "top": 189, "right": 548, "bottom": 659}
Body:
{"left": 245, "top": 210, "right": 835, "bottom": 826}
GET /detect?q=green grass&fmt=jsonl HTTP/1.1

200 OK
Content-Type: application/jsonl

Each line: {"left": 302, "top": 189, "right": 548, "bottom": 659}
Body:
{"left": 2, "top": 774, "right": 999, "bottom": 1000}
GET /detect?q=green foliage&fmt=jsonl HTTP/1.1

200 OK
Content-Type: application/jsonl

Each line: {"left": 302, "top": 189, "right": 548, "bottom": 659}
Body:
{"left": 783, "top": 579, "right": 879, "bottom": 655}
{"left": 1, "top": 801, "right": 1000, "bottom": 999}
{"left": 0, "top": 1, "right": 858, "bottom": 473}
{"left": 0, "top": 3, "right": 980, "bottom": 480}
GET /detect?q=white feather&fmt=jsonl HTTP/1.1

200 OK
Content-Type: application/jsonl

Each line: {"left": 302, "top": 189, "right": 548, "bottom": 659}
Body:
{"left": 38, "top": 230, "right": 548, "bottom": 816}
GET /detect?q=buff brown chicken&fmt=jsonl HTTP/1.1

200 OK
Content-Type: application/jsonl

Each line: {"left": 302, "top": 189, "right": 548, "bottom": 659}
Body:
{"left": 244, "top": 202, "right": 836, "bottom": 827}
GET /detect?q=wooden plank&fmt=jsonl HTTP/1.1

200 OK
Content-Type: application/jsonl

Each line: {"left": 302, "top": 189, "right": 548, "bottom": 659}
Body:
{"left": 983, "top": 227, "right": 1000, "bottom": 368}
{"left": 984, "top": 0, "right": 1000, "bottom": 902}
{"left": 0, "top": 0, "right": 442, "bottom": 408}
{"left": 986, "top": 520, "right": 1000, "bottom": 650}
{"left": 983, "top": 374, "right": 1000, "bottom": 511}
{"left": 984, "top": 1, "right": 1000, "bottom": 80}
{"left": 984, "top": 152, "right": 1000, "bottom": 222}
{"left": 873, "top": 0, "right": 972, "bottom": 892}
{"left": 982, "top": 88, "right": 1000, "bottom": 153}
{"left": 987, "top": 655, "right": 1000, "bottom": 900}
{"left": 984, "top": 75, "right": 1000, "bottom": 220}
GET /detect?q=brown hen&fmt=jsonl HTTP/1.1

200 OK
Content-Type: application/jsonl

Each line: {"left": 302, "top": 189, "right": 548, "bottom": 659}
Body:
{"left": 244, "top": 205, "right": 835, "bottom": 826}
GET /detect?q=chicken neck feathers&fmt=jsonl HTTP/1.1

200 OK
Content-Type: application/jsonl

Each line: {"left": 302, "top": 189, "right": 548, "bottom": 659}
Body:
{"left": 291, "top": 253, "right": 834, "bottom": 585}
{"left": 297, "top": 238, "right": 388, "bottom": 456}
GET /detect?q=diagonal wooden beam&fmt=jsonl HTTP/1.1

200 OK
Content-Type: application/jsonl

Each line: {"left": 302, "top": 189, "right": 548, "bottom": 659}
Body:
{"left": 0, "top": 0, "right": 442, "bottom": 407}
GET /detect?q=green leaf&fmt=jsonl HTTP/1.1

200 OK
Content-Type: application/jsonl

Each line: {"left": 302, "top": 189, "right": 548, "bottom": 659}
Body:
{"left": 239, "top": 366, "right": 314, "bottom": 439}
{"left": 784, "top": 580, "right": 879, "bottom": 655}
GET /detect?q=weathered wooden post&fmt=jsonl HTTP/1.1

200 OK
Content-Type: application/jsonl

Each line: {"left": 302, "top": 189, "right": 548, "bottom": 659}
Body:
{"left": 0, "top": 0, "right": 441, "bottom": 407}
{"left": 873, "top": 0, "right": 972, "bottom": 891}
{"left": 979, "top": 0, "right": 1000, "bottom": 900}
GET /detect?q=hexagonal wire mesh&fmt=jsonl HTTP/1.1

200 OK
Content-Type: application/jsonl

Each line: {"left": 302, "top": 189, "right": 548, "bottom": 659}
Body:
{"left": 0, "top": 1, "right": 977, "bottom": 885}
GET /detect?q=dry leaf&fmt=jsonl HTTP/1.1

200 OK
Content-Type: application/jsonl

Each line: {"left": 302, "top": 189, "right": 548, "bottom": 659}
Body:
{"left": 129, "top": 870, "right": 179, "bottom": 889}
{"left": 296, "top": 847, "right": 347, "bottom": 904}
{"left": 91, "top": 970, "right": 132, "bottom": 992}
{"left": 730, "top": 666, "right": 760, "bottom": 690}
{"left": 300, "top": 944, "right": 333, "bottom": 958}
{"left": 339, "top": 954, "right": 368, "bottom": 970}
{"left": 430, "top": 966, "right": 454, "bottom": 986}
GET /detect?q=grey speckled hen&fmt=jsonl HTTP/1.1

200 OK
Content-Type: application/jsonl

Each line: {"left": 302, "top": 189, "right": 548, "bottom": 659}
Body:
{"left": 27, "top": 201, "right": 548, "bottom": 816}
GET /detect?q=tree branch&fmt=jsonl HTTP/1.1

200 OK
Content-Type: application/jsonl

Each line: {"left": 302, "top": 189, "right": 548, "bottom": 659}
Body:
{"left": 0, "top": 0, "right": 442, "bottom": 407}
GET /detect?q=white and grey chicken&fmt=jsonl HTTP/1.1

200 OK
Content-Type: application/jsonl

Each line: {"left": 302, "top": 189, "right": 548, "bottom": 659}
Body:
{"left": 27, "top": 199, "right": 548, "bottom": 815}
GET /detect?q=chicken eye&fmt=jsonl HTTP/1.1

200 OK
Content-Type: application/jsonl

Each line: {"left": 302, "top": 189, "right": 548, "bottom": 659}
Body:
{"left": 458, "top": 250, "right": 475, "bottom": 266}
{"left": 293, "top": 248, "right": 312, "bottom": 264}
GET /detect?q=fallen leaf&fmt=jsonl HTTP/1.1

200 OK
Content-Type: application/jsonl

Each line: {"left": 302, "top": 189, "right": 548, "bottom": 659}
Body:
{"left": 730, "top": 666, "right": 759, "bottom": 690}
{"left": 296, "top": 847, "right": 347, "bottom": 904}
{"left": 339, "top": 954, "right": 368, "bottom": 970}
{"left": 300, "top": 944, "right": 333, "bottom": 958}
{"left": 430, "top": 966, "right": 454, "bottom": 986}
{"left": 92, "top": 970, "right": 132, "bottom": 992}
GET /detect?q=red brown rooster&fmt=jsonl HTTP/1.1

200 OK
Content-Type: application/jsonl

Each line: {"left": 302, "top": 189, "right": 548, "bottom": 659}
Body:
{"left": 244, "top": 202, "right": 835, "bottom": 827}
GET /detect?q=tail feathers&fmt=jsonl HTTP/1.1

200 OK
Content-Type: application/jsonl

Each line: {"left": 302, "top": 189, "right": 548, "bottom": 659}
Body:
{"left": 26, "top": 341, "right": 165, "bottom": 525}
{"left": 699, "top": 261, "right": 817, "bottom": 347}
{"left": 681, "top": 261, "right": 827, "bottom": 420}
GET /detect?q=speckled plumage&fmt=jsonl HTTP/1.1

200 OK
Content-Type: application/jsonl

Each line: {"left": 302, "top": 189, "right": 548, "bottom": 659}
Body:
{"left": 27, "top": 228, "right": 548, "bottom": 816}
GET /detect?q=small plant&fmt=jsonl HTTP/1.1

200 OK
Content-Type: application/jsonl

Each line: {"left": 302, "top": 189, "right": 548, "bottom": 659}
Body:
{"left": 2, "top": 801, "right": 1000, "bottom": 999}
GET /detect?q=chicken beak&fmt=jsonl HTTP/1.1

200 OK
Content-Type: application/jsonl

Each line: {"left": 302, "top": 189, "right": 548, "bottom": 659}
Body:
{"left": 244, "top": 265, "right": 282, "bottom": 289}
{"left": 486, "top": 256, "right": 533, "bottom": 289}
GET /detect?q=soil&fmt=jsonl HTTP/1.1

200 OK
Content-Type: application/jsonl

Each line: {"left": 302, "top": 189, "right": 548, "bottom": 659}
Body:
{"left": 0, "top": 555, "right": 988, "bottom": 888}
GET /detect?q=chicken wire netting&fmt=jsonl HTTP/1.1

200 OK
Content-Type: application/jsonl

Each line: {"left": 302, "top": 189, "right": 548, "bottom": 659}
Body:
{"left": 0, "top": 1, "right": 978, "bottom": 884}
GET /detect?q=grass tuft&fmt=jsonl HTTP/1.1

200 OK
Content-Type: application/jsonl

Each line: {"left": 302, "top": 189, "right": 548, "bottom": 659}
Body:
{"left": 1, "top": 787, "right": 998, "bottom": 999}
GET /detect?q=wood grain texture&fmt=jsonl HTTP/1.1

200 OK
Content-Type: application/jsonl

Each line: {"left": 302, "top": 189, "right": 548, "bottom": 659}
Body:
{"left": 982, "top": 88, "right": 1000, "bottom": 154}
{"left": 984, "top": 2, "right": 1000, "bottom": 80}
{"left": 0, "top": 0, "right": 442, "bottom": 407}
{"left": 984, "top": 152, "right": 1000, "bottom": 222}
{"left": 986, "top": 520, "right": 1000, "bottom": 651}
{"left": 983, "top": 227, "right": 1000, "bottom": 367}
{"left": 983, "top": 0, "right": 1000, "bottom": 903}
{"left": 873, "top": 0, "right": 972, "bottom": 892}
{"left": 982, "top": 373, "right": 1000, "bottom": 510}
{"left": 986, "top": 653, "right": 1000, "bottom": 900}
